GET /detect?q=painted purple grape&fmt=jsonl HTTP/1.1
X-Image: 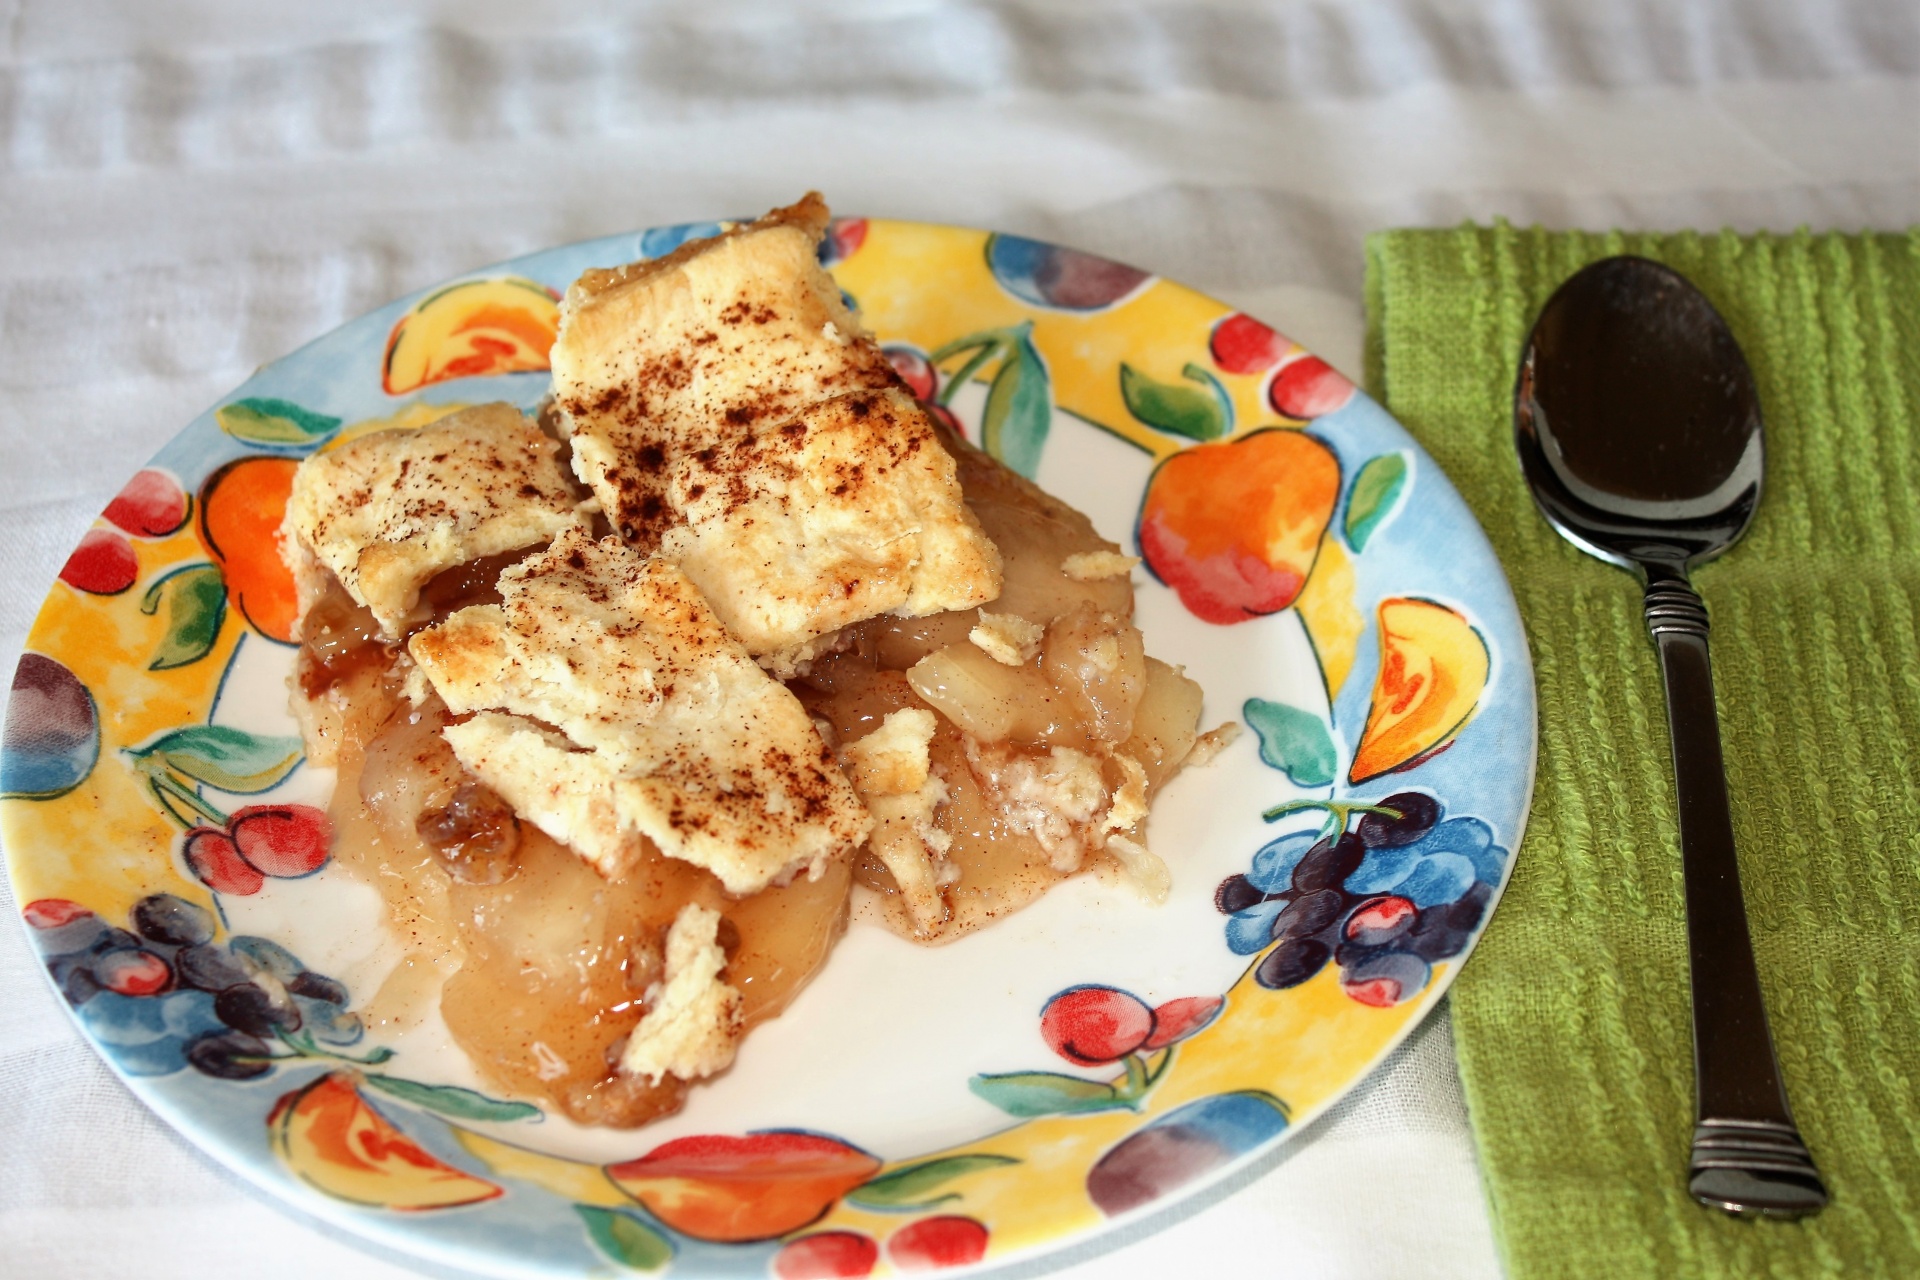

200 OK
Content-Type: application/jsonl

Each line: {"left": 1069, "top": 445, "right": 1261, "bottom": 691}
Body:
{"left": 1272, "top": 888, "right": 1348, "bottom": 942}
{"left": 2, "top": 654, "right": 100, "bottom": 800}
{"left": 214, "top": 981, "right": 302, "bottom": 1038}
{"left": 48, "top": 954, "right": 104, "bottom": 1006}
{"left": 1086, "top": 1092, "right": 1288, "bottom": 1216}
{"left": 175, "top": 942, "right": 254, "bottom": 993}
{"left": 1339, "top": 949, "right": 1431, "bottom": 1008}
{"left": 293, "top": 997, "right": 364, "bottom": 1047}
{"left": 228, "top": 935, "right": 302, "bottom": 982}
{"left": 1214, "top": 874, "right": 1268, "bottom": 915}
{"left": 1292, "top": 833, "right": 1366, "bottom": 893}
{"left": 1254, "top": 936, "right": 1332, "bottom": 989}
{"left": 288, "top": 971, "right": 347, "bottom": 1005}
{"left": 1355, "top": 792, "right": 1441, "bottom": 847}
{"left": 185, "top": 1030, "right": 275, "bottom": 1080}
{"left": 986, "top": 234, "right": 1151, "bottom": 312}
{"left": 130, "top": 893, "right": 214, "bottom": 948}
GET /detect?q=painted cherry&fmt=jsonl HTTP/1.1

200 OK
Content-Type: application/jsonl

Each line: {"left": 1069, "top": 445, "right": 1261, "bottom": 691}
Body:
{"left": 23, "top": 899, "right": 92, "bottom": 930}
{"left": 60, "top": 528, "right": 139, "bottom": 595}
{"left": 1345, "top": 896, "right": 1418, "bottom": 947}
{"left": 887, "top": 1216, "right": 990, "bottom": 1272}
{"left": 104, "top": 469, "right": 190, "bottom": 538}
{"left": 230, "top": 805, "right": 333, "bottom": 878}
{"left": 1268, "top": 355, "right": 1355, "bottom": 420}
{"left": 885, "top": 345, "right": 938, "bottom": 401}
{"left": 184, "top": 827, "right": 265, "bottom": 895}
{"left": 1040, "top": 985, "right": 1154, "bottom": 1066}
{"left": 96, "top": 948, "right": 173, "bottom": 996}
{"left": 774, "top": 1231, "right": 879, "bottom": 1280}
{"left": 1141, "top": 995, "right": 1224, "bottom": 1051}
{"left": 1209, "top": 314, "right": 1289, "bottom": 375}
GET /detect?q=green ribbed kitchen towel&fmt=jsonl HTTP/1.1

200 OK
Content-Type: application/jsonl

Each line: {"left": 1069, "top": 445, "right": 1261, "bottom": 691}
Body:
{"left": 1365, "top": 225, "right": 1920, "bottom": 1280}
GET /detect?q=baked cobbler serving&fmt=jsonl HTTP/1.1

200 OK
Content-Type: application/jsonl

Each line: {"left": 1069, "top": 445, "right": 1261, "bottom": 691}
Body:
{"left": 280, "top": 195, "right": 1214, "bottom": 1127}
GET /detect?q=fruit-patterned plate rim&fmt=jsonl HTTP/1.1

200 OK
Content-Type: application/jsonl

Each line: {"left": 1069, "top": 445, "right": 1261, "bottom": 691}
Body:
{"left": 2, "top": 216, "right": 1536, "bottom": 1279}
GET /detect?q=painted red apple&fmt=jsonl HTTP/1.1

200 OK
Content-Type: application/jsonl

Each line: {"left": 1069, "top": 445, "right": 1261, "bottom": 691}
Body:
{"left": 1138, "top": 428, "right": 1341, "bottom": 624}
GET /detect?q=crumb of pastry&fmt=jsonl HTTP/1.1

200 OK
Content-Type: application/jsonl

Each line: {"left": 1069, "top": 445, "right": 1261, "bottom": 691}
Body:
{"left": 970, "top": 610, "right": 1044, "bottom": 667}
{"left": 619, "top": 903, "right": 744, "bottom": 1084}
{"left": 1061, "top": 550, "right": 1141, "bottom": 582}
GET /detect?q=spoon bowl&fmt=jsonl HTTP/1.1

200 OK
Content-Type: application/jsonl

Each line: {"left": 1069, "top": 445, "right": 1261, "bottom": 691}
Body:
{"left": 1516, "top": 256, "right": 1765, "bottom": 576}
{"left": 1515, "top": 256, "right": 1827, "bottom": 1218}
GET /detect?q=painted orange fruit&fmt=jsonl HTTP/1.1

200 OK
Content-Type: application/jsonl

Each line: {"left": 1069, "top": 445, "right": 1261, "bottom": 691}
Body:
{"left": 383, "top": 277, "right": 560, "bottom": 394}
{"left": 1138, "top": 429, "right": 1341, "bottom": 625}
{"left": 268, "top": 1073, "right": 502, "bottom": 1211}
{"left": 1349, "top": 597, "right": 1489, "bottom": 783}
{"left": 606, "top": 1132, "right": 882, "bottom": 1243}
{"left": 197, "top": 456, "right": 300, "bottom": 643}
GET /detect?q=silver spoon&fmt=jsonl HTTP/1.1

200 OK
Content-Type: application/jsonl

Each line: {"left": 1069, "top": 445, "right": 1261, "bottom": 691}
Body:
{"left": 1514, "top": 256, "right": 1827, "bottom": 1217}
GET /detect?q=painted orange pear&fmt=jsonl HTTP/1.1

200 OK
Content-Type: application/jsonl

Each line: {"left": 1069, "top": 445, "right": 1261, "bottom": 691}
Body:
{"left": 268, "top": 1072, "right": 503, "bottom": 1211}
{"left": 383, "top": 276, "right": 560, "bottom": 394}
{"left": 606, "top": 1132, "right": 882, "bottom": 1243}
{"left": 1350, "top": 597, "right": 1489, "bottom": 783}
{"left": 198, "top": 455, "right": 301, "bottom": 643}
{"left": 1138, "top": 428, "right": 1341, "bottom": 625}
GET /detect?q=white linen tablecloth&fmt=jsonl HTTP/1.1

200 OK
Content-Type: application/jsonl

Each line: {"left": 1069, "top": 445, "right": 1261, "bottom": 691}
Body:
{"left": 3, "top": 3, "right": 1914, "bottom": 1276}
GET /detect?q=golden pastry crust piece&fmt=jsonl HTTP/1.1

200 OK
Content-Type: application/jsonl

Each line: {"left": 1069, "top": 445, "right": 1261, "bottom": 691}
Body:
{"left": 660, "top": 388, "right": 1002, "bottom": 659}
{"left": 553, "top": 193, "right": 897, "bottom": 549}
{"left": 407, "top": 527, "right": 871, "bottom": 894}
{"left": 280, "top": 403, "right": 581, "bottom": 639}
{"left": 551, "top": 195, "right": 1001, "bottom": 661}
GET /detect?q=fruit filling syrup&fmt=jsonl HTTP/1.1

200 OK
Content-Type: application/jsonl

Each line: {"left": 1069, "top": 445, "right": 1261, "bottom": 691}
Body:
{"left": 289, "top": 210, "right": 1205, "bottom": 1129}
{"left": 297, "top": 417, "right": 1198, "bottom": 1129}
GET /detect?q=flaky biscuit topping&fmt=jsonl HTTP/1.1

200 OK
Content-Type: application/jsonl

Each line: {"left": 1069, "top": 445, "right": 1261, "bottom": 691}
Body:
{"left": 281, "top": 402, "right": 581, "bottom": 639}
{"left": 408, "top": 528, "right": 871, "bottom": 894}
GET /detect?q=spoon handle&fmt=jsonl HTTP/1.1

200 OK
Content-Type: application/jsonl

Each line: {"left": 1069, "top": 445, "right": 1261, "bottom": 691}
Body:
{"left": 1643, "top": 576, "right": 1828, "bottom": 1217}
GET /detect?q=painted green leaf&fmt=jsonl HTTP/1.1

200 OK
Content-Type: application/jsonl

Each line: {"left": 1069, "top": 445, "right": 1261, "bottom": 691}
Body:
{"left": 928, "top": 329, "right": 1009, "bottom": 407}
{"left": 361, "top": 1074, "right": 541, "bottom": 1123}
{"left": 1345, "top": 453, "right": 1409, "bottom": 551}
{"left": 1118, "top": 362, "right": 1232, "bottom": 442}
{"left": 1243, "top": 698, "right": 1337, "bottom": 788}
{"left": 969, "top": 1071, "right": 1127, "bottom": 1118}
{"left": 139, "top": 563, "right": 228, "bottom": 671}
{"left": 127, "top": 724, "right": 304, "bottom": 794}
{"left": 215, "top": 397, "right": 342, "bottom": 447}
{"left": 576, "top": 1206, "right": 674, "bottom": 1271}
{"left": 847, "top": 1153, "right": 1020, "bottom": 1211}
{"left": 981, "top": 324, "right": 1052, "bottom": 478}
